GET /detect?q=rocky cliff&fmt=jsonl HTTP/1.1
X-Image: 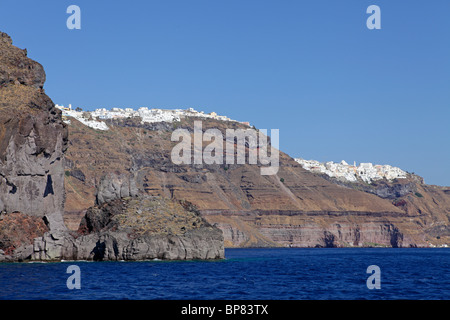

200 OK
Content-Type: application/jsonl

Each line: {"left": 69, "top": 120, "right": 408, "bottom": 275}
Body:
{"left": 0, "top": 31, "right": 68, "bottom": 261}
{"left": 0, "top": 31, "right": 223, "bottom": 261}
{"left": 2, "top": 32, "right": 441, "bottom": 251}
{"left": 62, "top": 115, "right": 450, "bottom": 248}
{"left": 0, "top": 32, "right": 68, "bottom": 218}
{"left": 31, "top": 192, "right": 224, "bottom": 261}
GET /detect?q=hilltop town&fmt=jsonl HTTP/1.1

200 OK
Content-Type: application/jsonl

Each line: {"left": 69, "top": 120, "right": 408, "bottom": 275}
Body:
{"left": 55, "top": 104, "right": 251, "bottom": 131}
{"left": 295, "top": 158, "right": 408, "bottom": 184}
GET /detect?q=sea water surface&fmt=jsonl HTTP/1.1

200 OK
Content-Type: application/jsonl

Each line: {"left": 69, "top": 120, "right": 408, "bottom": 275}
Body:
{"left": 0, "top": 248, "right": 449, "bottom": 300}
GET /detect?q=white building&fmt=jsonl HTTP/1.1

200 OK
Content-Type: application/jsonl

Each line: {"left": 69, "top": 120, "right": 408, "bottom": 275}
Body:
{"left": 295, "top": 158, "right": 407, "bottom": 183}
{"left": 56, "top": 104, "right": 248, "bottom": 131}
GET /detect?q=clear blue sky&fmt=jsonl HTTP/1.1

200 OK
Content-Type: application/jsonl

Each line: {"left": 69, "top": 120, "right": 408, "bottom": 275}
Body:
{"left": 1, "top": 1, "right": 449, "bottom": 186}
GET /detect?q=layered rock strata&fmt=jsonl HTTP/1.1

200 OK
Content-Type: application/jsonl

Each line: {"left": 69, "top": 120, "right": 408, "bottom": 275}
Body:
{"left": 62, "top": 116, "right": 450, "bottom": 248}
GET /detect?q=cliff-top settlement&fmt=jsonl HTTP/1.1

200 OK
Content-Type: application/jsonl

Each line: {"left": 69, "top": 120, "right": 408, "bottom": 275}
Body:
{"left": 56, "top": 104, "right": 251, "bottom": 131}
{"left": 295, "top": 158, "right": 408, "bottom": 184}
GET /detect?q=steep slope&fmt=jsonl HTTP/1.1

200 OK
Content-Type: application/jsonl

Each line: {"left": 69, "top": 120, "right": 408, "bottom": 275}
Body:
{"left": 61, "top": 115, "right": 449, "bottom": 248}
{"left": 64, "top": 117, "right": 403, "bottom": 213}
{"left": 302, "top": 169, "right": 450, "bottom": 247}
{"left": 0, "top": 32, "right": 68, "bottom": 217}
{"left": 0, "top": 31, "right": 68, "bottom": 260}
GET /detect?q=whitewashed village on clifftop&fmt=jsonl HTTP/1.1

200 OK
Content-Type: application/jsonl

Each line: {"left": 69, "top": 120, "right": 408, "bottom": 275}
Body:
{"left": 56, "top": 104, "right": 251, "bottom": 131}
{"left": 295, "top": 158, "right": 409, "bottom": 184}
{"left": 56, "top": 104, "right": 411, "bottom": 186}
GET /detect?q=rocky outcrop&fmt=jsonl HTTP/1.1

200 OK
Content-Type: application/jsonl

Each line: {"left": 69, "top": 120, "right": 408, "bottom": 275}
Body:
{"left": 0, "top": 32, "right": 45, "bottom": 89}
{"left": 0, "top": 31, "right": 68, "bottom": 218}
{"left": 31, "top": 227, "right": 223, "bottom": 261}
{"left": 0, "top": 31, "right": 69, "bottom": 261}
{"left": 31, "top": 196, "right": 224, "bottom": 261}
{"left": 319, "top": 174, "right": 418, "bottom": 200}
{"left": 76, "top": 228, "right": 223, "bottom": 261}
{"left": 0, "top": 212, "right": 49, "bottom": 261}
{"left": 96, "top": 172, "right": 138, "bottom": 205}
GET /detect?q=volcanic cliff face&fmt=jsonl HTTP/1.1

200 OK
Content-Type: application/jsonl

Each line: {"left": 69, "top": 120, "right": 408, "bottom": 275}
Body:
{"left": 0, "top": 32, "right": 69, "bottom": 260}
{"left": 62, "top": 115, "right": 450, "bottom": 248}
{"left": 0, "top": 31, "right": 224, "bottom": 261}
{"left": 0, "top": 32, "right": 68, "bottom": 217}
{"left": 31, "top": 188, "right": 224, "bottom": 261}
{"left": 74, "top": 193, "right": 223, "bottom": 261}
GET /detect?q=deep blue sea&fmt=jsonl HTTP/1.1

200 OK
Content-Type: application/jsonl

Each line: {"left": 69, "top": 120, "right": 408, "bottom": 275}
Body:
{"left": 0, "top": 248, "right": 449, "bottom": 300}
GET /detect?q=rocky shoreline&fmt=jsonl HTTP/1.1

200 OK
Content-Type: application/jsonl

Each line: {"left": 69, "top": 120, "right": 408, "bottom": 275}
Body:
{"left": 1, "top": 191, "right": 224, "bottom": 262}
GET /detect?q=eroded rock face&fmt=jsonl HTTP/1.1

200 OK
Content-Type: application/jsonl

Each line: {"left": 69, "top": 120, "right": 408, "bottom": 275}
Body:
{"left": 258, "top": 222, "right": 407, "bottom": 248}
{"left": 0, "top": 31, "right": 68, "bottom": 218}
{"left": 96, "top": 172, "right": 138, "bottom": 205}
{"left": 75, "top": 228, "right": 223, "bottom": 261}
{"left": 0, "top": 212, "right": 49, "bottom": 261}
{"left": 0, "top": 32, "right": 46, "bottom": 89}
{"left": 31, "top": 196, "right": 224, "bottom": 261}
{"left": 62, "top": 115, "right": 450, "bottom": 248}
{"left": 204, "top": 211, "right": 421, "bottom": 248}
{"left": 0, "top": 31, "right": 69, "bottom": 261}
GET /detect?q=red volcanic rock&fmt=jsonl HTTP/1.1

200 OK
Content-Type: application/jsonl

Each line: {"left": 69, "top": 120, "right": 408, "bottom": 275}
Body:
{"left": 0, "top": 212, "right": 48, "bottom": 255}
{"left": 0, "top": 32, "right": 45, "bottom": 89}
